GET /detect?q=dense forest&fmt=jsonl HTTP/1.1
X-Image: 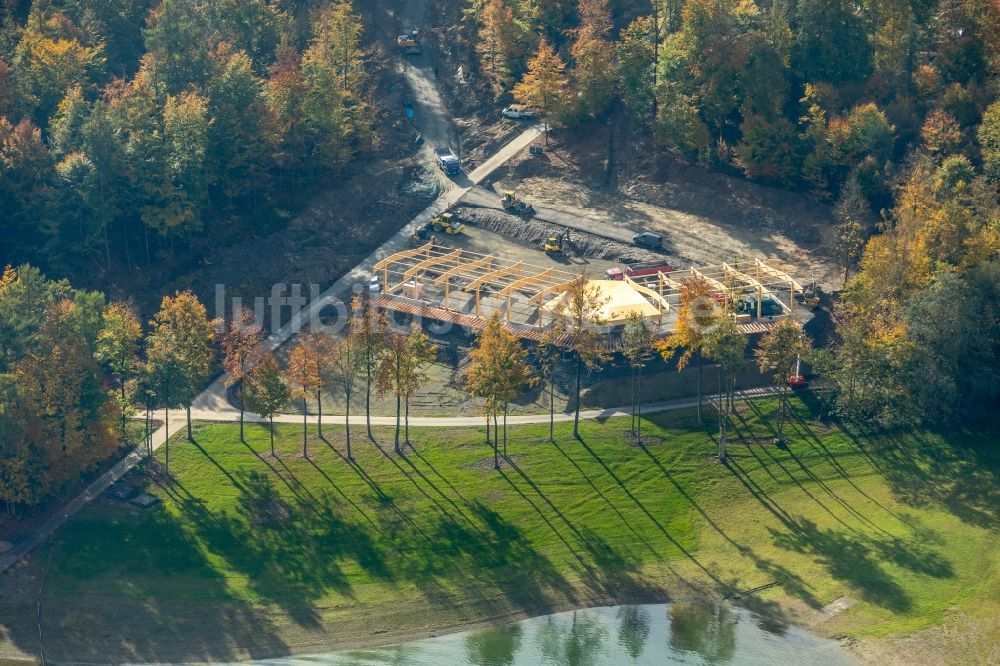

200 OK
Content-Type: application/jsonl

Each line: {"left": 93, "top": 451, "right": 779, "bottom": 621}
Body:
{"left": 0, "top": 0, "right": 368, "bottom": 281}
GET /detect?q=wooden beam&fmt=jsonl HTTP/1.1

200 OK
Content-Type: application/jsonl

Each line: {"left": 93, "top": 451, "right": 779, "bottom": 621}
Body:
{"left": 372, "top": 242, "right": 433, "bottom": 271}
{"left": 497, "top": 268, "right": 555, "bottom": 298}
{"left": 528, "top": 279, "right": 578, "bottom": 304}
{"left": 691, "top": 267, "right": 729, "bottom": 295}
{"left": 753, "top": 259, "right": 804, "bottom": 291}
{"left": 464, "top": 261, "right": 525, "bottom": 293}
{"left": 624, "top": 274, "right": 670, "bottom": 314}
{"left": 402, "top": 249, "right": 462, "bottom": 280}
{"left": 433, "top": 254, "right": 493, "bottom": 286}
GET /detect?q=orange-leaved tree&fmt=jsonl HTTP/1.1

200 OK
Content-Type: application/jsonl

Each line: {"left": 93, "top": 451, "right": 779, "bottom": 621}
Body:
{"left": 513, "top": 39, "right": 568, "bottom": 144}
{"left": 146, "top": 290, "right": 217, "bottom": 445}
{"left": 222, "top": 308, "right": 264, "bottom": 443}
{"left": 285, "top": 336, "right": 322, "bottom": 458}
{"left": 655, "top": 275, "right": 722, "bottom": 426}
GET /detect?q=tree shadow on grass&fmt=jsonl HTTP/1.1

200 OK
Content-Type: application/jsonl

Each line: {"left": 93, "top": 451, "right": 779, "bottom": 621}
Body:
{"left": 178, "top": 469, "right": 391, "bottom": 629}
{"left": 9, "top": 506, "right": 289, "bottom": 664}
{"left": 574, "top": 435, "right": 730, "bottom": 593}
{"left": 855, "top": 423, "right": 1000, "bottom": 531}
{"left": 768, "top": 517, "right": 916, "bottom": 613}
{"left": 431, "top": 501, "right": 576, "bottom": 614}
{"left": 722, "top": 424, "right": 954, "bottom": 614}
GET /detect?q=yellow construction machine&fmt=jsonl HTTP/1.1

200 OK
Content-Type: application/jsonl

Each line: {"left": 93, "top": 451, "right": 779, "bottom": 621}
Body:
{"left": 430, "top": 211, "right": 465, "bottom": 235}
{"left": 500, "top": 190, "right": 535, "bottom": 216}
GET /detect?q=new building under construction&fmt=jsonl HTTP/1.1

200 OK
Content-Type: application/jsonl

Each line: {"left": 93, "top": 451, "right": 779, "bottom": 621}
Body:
{"left": 371, "top": 242, "right": 805, "bottom": 342}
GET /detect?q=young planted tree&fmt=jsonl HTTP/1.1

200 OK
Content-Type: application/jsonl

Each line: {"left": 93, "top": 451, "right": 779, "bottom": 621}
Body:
{"left": 401, "top": 327, "right": 437, "bottom": 448}
{"left": 95, "top": 301, "right": 142, "bottom": 440}
{"left": 244, "top": 353, "right": 288, "bottom": 457}
{"left": 702, "top": 318, "right": 747, "bottom": 461}
{"left": 376, "top": 325, "right": 437, "bottom": 454}
{"left": 285, "top": 338, "right": 322, "bottom": 458}
{"left": 557, "top": 276, "right": 610, "bottom": 439}
{"left": 222, "top": 308, "right": 264, "bottom": 443}
{"left": 354, "top": 296, "right": 388, "bottom": 440}
{"left": 513, "top": 39, "right": 568, "bottom": 144}
{"left": 307, "top": 334, "right": 334, "bottom": 439}
{"left": 146, "top": 291, "right": 216, "bottom": 442}
{"left": 620, "top": 312, "right": 655, "bottom": 442}
{"left": 330, "top": 318, "right": 363, "bottom": 460}
{"left": 536, "top": 317, "right": 567, "bottom": 442}
{"left": 466, "top": 313, "right": 537, "bottom": 467}
{"left": 755, "top": 319, "right": 811, "bottom": 443}
{"left": 655, "top": 276, "right": 720, "bottom": 425}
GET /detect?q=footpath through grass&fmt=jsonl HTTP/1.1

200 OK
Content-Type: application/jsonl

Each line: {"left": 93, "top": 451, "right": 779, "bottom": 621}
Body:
{"left": 2, "top": 397, "right": 998, "bottom": 664}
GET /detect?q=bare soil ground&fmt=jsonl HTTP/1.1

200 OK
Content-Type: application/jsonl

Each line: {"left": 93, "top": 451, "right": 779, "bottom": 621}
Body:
{"left": 480, "top": 124, "right": 842, "bottom": 291}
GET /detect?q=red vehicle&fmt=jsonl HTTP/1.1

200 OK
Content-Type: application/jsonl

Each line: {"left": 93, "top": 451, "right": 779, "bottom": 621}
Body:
{"left": 786, "top": 356, "right": 807, "bottom": 388}
{"left": 605, "top": 260, "right": 672, "bottom": 281}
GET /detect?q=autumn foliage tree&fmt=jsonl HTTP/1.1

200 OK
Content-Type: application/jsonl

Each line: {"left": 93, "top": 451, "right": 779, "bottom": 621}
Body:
{"left": 330, "top": 306, "right": 365, "bottom": 459}
{"left": 354, "top": 296, "right": 388, "bottom": 440}
{"left": 95, "top": 301, "right": 141, "bottom": 438}
{"left": 146, "top": 290, "right": 217, "bottom": 445}
{"left": 466, "top": 313, "right": 537, "bottom": 467}
{"left": 285, "top": 337, "right": 322, "bottom": 458}
{"left": 244, "top": 353, "right": 288, "bottom": 457}
{"left": 376, "top": 325, "right": 437, "bottom": 454}
{"left": 557, "top": 276, "right": 610, "bottom": 438}
{"left": 755, "top": 319, "right": 810, "bottom": 443}
{"left": 476, "top": 0, "right": 525, "bottom": 94}
{"left": 222, "top": 308, "right": 265, "bottom": 443}
{"left": 14, "top": 300, "right": 117, "bottom": 497}
{"left": 701, "top": 318, "right": 746, "bottom": 460}
{"left": 620, "top": 312, "right": 654, "bottom": 442}
{"left": 513, "top": 40, "right": 568, "bottom": 144}
{"left": 655, "top": 276, "right": 721, "bottom": 425}
{"left": 568, "top": 0, "right": 615, "bottom": 120}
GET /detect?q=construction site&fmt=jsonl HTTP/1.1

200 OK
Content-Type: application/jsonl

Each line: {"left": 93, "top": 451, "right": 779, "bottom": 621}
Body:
{"left": 371, "top": 240, "right": 808, "bottom": 344}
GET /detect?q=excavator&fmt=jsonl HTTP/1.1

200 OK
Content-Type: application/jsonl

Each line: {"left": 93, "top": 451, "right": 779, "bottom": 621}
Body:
{"left": 500, "top": 190, "right": 534, "bottom": 217}
{"left": 543, "top": 230, "right": 569, "bottom": 255}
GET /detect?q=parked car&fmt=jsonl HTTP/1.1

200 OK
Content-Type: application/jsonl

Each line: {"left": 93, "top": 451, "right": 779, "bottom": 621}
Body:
{"left": 632, "top": 232, "right": 664, "bottom": 249}
{"left": 368, "top": 275, "right": 382, "bottom": 294}
{"left": 501, "top": 105, "right": 535, "bottom": 119}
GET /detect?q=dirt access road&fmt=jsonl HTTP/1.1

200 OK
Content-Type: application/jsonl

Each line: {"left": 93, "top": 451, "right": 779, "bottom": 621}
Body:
{"left": 391, "top": 0, "right": 461, "bottom": 191}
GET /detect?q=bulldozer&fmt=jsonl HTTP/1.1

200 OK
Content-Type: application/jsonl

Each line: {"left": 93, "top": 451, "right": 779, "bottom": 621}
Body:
{"left": 500, "top": 190, "right": 534, "bottom": 217}
{"left": 430, "top": 211, "right": 465, "bottom": 234}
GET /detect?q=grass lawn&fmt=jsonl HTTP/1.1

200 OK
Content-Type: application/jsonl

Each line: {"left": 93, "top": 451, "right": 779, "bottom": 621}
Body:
{"left": 1, "top": 396, "right": 997, "bottom": 664}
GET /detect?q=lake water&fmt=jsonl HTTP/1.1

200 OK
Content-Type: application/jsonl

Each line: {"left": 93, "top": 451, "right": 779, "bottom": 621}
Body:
{"left": 243, "top": 602, "right": 859, "bottom": 665}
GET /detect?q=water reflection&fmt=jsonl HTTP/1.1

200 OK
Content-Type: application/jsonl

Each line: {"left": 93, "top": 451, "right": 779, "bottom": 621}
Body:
{"left": 464, "top": 624, "right": 522, "bottom": 666}
{"left": 669, "top": 601, "right": 736, "bottom": 663}
{"left": 535, "top": 611, "right": 608, "bottom": 666}
{"left": 617, "top": 605, "right": 651, "bottom": 660}
{"left": 239, "top": 602, "right": 858, "bottom": 666}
